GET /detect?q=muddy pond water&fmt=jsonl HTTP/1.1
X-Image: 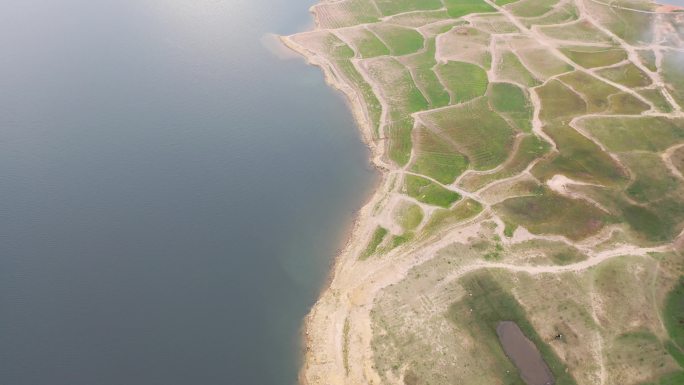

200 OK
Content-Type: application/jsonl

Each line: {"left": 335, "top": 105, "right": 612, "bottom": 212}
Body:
{"left": 497, "top": 321, "right": 555, "bottom": 385}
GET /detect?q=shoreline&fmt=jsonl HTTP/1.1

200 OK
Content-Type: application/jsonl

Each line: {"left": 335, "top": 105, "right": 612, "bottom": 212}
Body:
{"left": 279, "top": 18, "right": 393, "bottom": 385}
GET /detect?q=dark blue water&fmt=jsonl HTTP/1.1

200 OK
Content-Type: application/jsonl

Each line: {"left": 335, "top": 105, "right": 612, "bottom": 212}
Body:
{"left": 0, "top": 1, "right": 375, "bottom": 384}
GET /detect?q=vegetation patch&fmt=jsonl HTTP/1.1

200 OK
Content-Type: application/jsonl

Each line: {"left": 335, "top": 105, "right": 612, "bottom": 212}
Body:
{"left": 393, "top": 201, "right": 424, "bottom": 232}
{"left": 370, "top": 24, "right": 424, "bottom": 56}
{"left": 459, "top": 134, "right": 550, "bottom": 191}
{"left": 559, "top": 71, "right": 620, "bottom": 113}
{"left": 494, "top": 187, "right": 611, "bottom": 240}
{"left": 488, "top": 82, "right": 533, "bottom": 132}
{"left": 581, "top": 116, "right": 684, "bottom": 153}
{"left": 421, "top": 98, "right": 516, "bottom": 171}
{"left": 443, "top": 0, "right": 496, "bottom": 18}
{"left": 436, "top": 61, "right": 489, "bottom": 103}
{"left": 537, "top": 79, "right": 587, "bottom": 121}
{"left": 360, "top": 226, "right": 389, "bottom": 260}
{"left": 597, "top": 62, "right": 652, "bottom": 88}
{"left": 560, "top": 46, "right": 627, "bottom": 68}
{"left": 404, "top": 174, "right": 461, "bottom": 208}
{"left": 373, "top": 0, "right": 443, "bottom": 16}
{"left": 449, "top": 271, "right": 577, "bottom": 385}
{"left": 411, "top": 125, "right": 469, "bottom": 184}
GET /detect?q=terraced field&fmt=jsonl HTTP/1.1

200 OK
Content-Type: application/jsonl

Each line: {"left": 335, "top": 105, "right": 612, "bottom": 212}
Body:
{"left": 283, "top": 1, "right": 684, "bottom": 384}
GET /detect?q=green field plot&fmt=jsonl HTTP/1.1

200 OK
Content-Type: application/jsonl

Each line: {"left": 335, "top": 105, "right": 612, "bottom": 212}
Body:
{"left": 364, "top": 57, "right": 428, "bottom": 118}
{"left": 512, "top": 42, "right": 574, "bottom": 80}
{"left": 621, "top": 152, "right": 679, "bottom": 204}
{"left": 411, "top": 125, "right": 469, "bottom": 184}
{"left": 560, "top": 46, "right": 627, "bottom": 69}
{"left": 603, "top": 331, "right": 678, "bottom": 384}
{"left": 640, "top": 88, "right": 674, "bottom": 113}
{"left": 450, "top": 271, "right": 578, "bottom": 385}
{"left": 340, "top": 28, "right": 390, "bottom": 58}
{"left": 459, "top": 134, "right": 550, "bottom": 191}
{"left": 620, "top": 200, "right": 684, "bottom": 242}
{"left": 334, "top": 59, "right": 382, "bottom": 135}
{"left": 538, "top": 19, "right": 613, "bottom": 43}
{"left": 401, "top": 39, "right": 450, "bottom": 108}
{"left": 559, "top": 71, "right": 620, "bottom": 113}
{"left": 607, "top": 92, "right": 651, "bottom": 115}
{"left": 393, "top": 201, "right": 424, "bottom": 232}
{"left": 373, "top": 0, "right": 443, "bottom": 16}
{"left": 444, "top": 0, "right": 496, "bottom": 18}
{"left": 664, "top": 278, "right": 684, "bottom": 361}
{"left": 386, "top": 117, "right": 415, "bottom": 166}
{"left": 385, "top": 10, "right": 453, "bottom": 28}
{"left": 313, "top": 0, "right": 381, "bottom": 28}
{"left": 597, "top": 62, "right": 652, "bottom": 88}
{"left": 533, "top": 122, "right": 627, "bottom": 186}
{"left": 662, "top": 51, "right": 684, "bottom": 107}
{"left": 494, "top": 187, "right": 611, "bottom": 240}
{"left": 421, "top": 98, "right": 516, "bottom": 170}
{"left": 436, "top": 61, "right": 489, "bottom": 103}
{"left": 360, "top": 226, "right": 388, "bottom": 260}
{"left": 488, "top": 82, "right": 533, "bottom": 132}
{"left": 520, "top": 1, "right": 578, "bottom": 27}
{"left": 369, "top": 24, "right": 424, "bottom": 56}
{"left": 506, "top": 0, "right": 560, "bottom": 17}
{"left": 423, "top": 198, "right": 483, "bottom": 234}
{"left": 585, "top": 0, "right": 655, "bottom": 45}
{"left": 537, "top": 79, "right": 587, "bottom": 121}
{"left": 403, "top": 174, "right": 461, "bottom": 207}
{"left": 495, "top": 49, "right": 541, "bottom": 87}
{"left": 580, "top": 116, "right": 684, "bottom": 152}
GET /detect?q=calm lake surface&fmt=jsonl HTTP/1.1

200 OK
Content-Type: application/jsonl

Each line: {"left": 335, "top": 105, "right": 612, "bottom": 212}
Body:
{"left": 0, "top": 1, "right": 376, "bottom": 384}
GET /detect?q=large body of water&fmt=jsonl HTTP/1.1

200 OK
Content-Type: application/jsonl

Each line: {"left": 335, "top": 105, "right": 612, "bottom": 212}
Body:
{"left": 0, "top": 1, "right": 376, "bottom": 384}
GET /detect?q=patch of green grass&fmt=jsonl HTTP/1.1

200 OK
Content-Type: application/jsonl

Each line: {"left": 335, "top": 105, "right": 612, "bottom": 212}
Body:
{"left": 402, "top": 39, "right": 451, "bottom": 108}
{"left": 538, "top": 19, "right": 613, "bottom": 43}
{"left": 394, "top": 201, "right": 424, "bottom": 231}
{"left": 387, "top": 117, "right": 415, "bottom": 166}
{"left": 373, "top": 0, "right": 443, "bottom": 16}
{"left": 370, "top": 24, "right": 424, "bottom": 56}
{"left": 404, "top": 175, "right": 461, "bottom": 208}
{"left": 314, "top": 0, "right": 381, "bottom": 28}
{"left": 494, "top": 187, "right": 612, "bottom": 240}
{"left": 639, "top": 88, "right": 674, "bottom": 113}
{"left": 422, "top": 98, "right": 516, "bottom": 171}
{"left": 353, "top": 29, "right": 390, "bottom": 58}
{"left": 437, "top": 61, "right": 489, "bottom": 103}
{"left": 335, "top": 60, "right": 382, "bottom": 135}
{"left": 449, "top": 271, "right": 578, "bottom": 385}
{"left": 559, "top": 71, "right": 620, "bottom": 113}
{"left": 459, "top": 134, "right": 550, "bottom": 191}
{"left": 508, "top": 0, "right": 560, "bottom": 17}
{"left": 663, "top": 277, "right": 684, "bottom": 351}
{"left": 411, "top": 126, "right": 469, "bottom": 184}
{"left": 444, "top": 0, "right": 496, "bottom": 18}
{"left": 608, "top": 92, "right": 651, "bottom": 115}
{"left": 621, "top": 152, "right": 679, "bottom": 203}
{"left": 532, "top": 122, "right": 627, "bottom": 186}
{"left": 597, "top": 62, "right": 652, "bottom": 88}
{"left": 489, "top": 82, "right": 533, "bottom": 132}
{"left": 423, "top": 198, "right": 484, "bottom": 234}
{"left": 360, "top": 226, "right": 388, "bottom": 260}
{"left": 537, "top": 79, "right": 586, "bottom": 121}
{"left": 621, "top": 204, "right": 670, "bottom": 242}
{"left": 581, "top": 116, "right": 684, "bottom": 152}
{"left": 497, "top": 50, "right": 541, "bottom": 87}
{"left": 560, "top": 46, "right": 627, "bottom": 68}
